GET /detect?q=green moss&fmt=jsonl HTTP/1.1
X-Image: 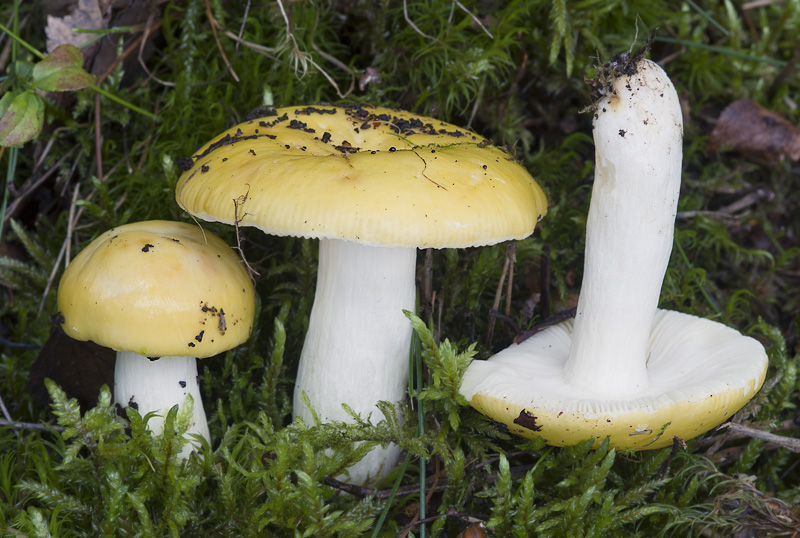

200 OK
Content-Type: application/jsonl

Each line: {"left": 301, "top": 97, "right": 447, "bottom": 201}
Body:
{"left": 1, "top": 0, "right": 799, "bottom": 536}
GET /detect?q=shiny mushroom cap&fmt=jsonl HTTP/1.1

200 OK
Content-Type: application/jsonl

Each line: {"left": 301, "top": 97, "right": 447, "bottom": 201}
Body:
{"left": 175, "top": 104, "right": 547, "bottom": 248}
{"left": 57, "top": 220, "right": 255, "bottom": 358}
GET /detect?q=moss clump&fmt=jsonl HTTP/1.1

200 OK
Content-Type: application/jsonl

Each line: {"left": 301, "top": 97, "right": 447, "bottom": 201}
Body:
{"left": 2, "top": 1, "right": 799, "bottom": 536}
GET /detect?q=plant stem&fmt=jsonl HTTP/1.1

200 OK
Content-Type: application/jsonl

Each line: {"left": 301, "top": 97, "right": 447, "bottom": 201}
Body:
{"left": 0, "top": 21, "right": 44, "bottom": 59}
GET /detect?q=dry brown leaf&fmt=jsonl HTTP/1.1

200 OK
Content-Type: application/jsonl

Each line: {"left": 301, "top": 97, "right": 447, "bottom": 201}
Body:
{"left": 45, "top": 0, "right": 104, "bottom": 52}
{"left": 709, "top": 98, "right": 800, "bottom": 163}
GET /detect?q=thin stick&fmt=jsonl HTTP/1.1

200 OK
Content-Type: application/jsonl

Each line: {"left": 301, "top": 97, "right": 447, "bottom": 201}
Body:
{"left": 452, "top": 0, "right": 493, "bottom": 38}
{"left": 718, "top": 422, "right": 800, "bottom": 452}
{"left": 0, "top": 393, "right": 12, "bottom": 422}
{"left": 65, "top": 183, "right": 79, "bottom": 266}
{"left": 485, "top": 245, "right": 513, "bottom": 346}
{"left": 514, "top": 308, "right": 576, "bottom": 344}
{"left": 504, "top": 243, "right": 516, "bottom": 319}
{"left": 403, "top": 0, "right": 437, "bottom": 41}
{"left": 540, "top": 244, "right": 551, "bottom": 318}
{"left": 0, "top": 419, "right": 65, "bottom": 432}
{"left": 138, "top": 12, "right": 176, "bottom": 87}
{"left": 232, "top": 186, "right": 260, "bottom": 281}
{"left": 205, "top": 0, "right": 240, "bottom": 82}
{"left": 94, "top": 92, "right": 103, "bottom": 183}
{"left": 2, "top": 145, "right": 78, "bottom": 225}
{"left": 37, "top": 237, "right": 67, "bottom": 317}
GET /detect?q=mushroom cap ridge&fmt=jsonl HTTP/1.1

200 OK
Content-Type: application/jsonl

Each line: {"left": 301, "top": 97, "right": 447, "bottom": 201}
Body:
{"left": 57, "top": 220, "right": 255, "bottom": 358}
{"left": 460, "top": 309, "right": 769, "bottom": 449}
{"left": 176, "top": 104, "right": 547, "bottom": 248}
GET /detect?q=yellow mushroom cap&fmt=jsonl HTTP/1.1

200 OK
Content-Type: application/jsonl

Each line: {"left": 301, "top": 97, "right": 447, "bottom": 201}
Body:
{"left": 460, "top": 310, "right": 769, "bottom": 449}
{"left": 175, "top": 104, "right": 547, "bottom": 248}
{"left": 57, "top": 220, "right": 255, "bottom": 358}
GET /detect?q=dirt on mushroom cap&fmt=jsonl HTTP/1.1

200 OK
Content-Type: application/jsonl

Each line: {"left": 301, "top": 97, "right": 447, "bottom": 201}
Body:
{"left": 57, "top": 220, "right": 255, "bottom": 358}
{"left": 176, "top": 104, "right": 547, "bottom": 248}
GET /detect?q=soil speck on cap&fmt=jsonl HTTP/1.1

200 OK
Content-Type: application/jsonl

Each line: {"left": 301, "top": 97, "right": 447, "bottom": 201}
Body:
{"left": 218, "top": 309, "right": 227, "bottom": 334}
{"left": 176, "top": 157, "right": 194, "bottom": 171}
{"left": 141, "top": 244, "right": 154, "bottom": 252}
{"left": 244, "top": 106, "right": 278, "bottom": 120}
{"left": 288, "top": 119, "right": 316, "bottom": 133}
{"left": 513, "top": 409, "right": 542, "bottom": 431}
{"left": 179, "top": 381, "right": 186, "bottom": 388}
{"left": 295, "top": 106, "right": 336, "bottom": 115}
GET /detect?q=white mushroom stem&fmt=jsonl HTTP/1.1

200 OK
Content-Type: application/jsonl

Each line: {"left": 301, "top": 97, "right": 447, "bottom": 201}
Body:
{"left": 563, "top": 59, "right": 684, "bottom": 399}
{"left": 293, "top": 239, "right": 417, "bottom": 485}
{"left": 114, "top": 351, "right": 210, "bottom": 456}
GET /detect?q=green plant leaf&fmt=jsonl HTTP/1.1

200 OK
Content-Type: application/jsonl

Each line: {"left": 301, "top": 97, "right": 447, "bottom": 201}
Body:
{"left": 0, "top": 90, "right": 44, "bottom": 146}
{"left": 32, "top": 44, "right": 96, "bottom": 92}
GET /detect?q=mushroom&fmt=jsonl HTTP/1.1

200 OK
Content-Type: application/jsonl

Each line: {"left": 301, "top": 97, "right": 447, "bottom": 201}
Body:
{"left": 57, "top": 220, "right": 255, "bottom": 455}
{"left": 175, "top": 104, "right": 548, "bottom": 483}
{"left": 459, "top": 58, "right": 769, "bottom": 449}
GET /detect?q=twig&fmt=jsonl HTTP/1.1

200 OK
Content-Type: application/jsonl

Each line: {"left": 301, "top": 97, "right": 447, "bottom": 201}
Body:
{"left": 204, "top": 0, "right": 240, "bottom": 82}
{"left": 504, "top": 243, "right": 516, "bottom": 319}
{"left": 403, "top": 0, "right": 438, "bottom": 41}
{"left": 95, "top": 21, "right": 158, "bottom": 86}
{"left": 0, "top": 334, "right": 41, "bottom": 350}
{"left": 657, "top": 436, "right": 686, "bottom": 479}
{"left": 718, "top": 422, "right": 800, "bottom": 453}
{"left": 38, "top": 237, "right": 67, "bottom": 317}
{"left": 232, "top": 185, "right": 260, "bottom": 281}
{"left": 452, "top": 0, "right": 493, "bottom": 38}
{"left": 514, "top": 308, "right": 576, "bottom": 344}
{"left": 399, "top": 459, "right": 442, "bottom": 538}
{"left": 0, "top": 419, "right": 65, "bottom": 433}
{"left": 398, "top": 509, "right": 485, "bottom": 538}
{"left": 138, "top": 12, "right": 175, "bottom": 87}
{"left": 311, "top": 42, "right": 355, "bottom": 98}
{"left": 65, "top": 183, "right": 79, "bottom": 266}
{"left": 3, "top": 145, "right": 79, "bottom": 225}
{"left": 488, "top": 308, "right": 518, "bottom": 334}
{"left": 0, "top": 392, "right": 12, "bottom": 422}
{"left": 677, "top": 188, "right": 774, "bottom": 220}
{"left": 221, "top": 28, "right": 278, "bottom": 55}
{"left": 94, "top": 92, "right": 103, "bottom": 183}
{"left": 540, "top": 245, "right": 551, "bottom": 318}
{"left": 486, "top": 243, "right": 515, "bottom": 347}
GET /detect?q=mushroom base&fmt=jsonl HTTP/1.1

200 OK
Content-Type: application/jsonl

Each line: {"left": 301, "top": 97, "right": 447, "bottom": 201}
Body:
{"left": 460, "top": 310, "right": 768, "bottom": 449}
{"left": 115, "top": 351, "right": 210, "bottom": 456}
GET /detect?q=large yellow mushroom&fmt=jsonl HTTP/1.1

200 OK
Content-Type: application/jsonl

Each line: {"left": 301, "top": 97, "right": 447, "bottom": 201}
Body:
{"left": 175, "top": 104, "right": 548, "bottom": 483}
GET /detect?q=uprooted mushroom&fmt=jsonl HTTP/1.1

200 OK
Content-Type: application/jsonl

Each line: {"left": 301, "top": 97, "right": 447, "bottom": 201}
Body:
{"left": 460, "top": 56, "right": 768, "bottom": 449}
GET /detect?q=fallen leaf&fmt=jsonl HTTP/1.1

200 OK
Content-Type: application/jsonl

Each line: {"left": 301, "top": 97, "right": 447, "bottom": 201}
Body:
{"left": 708, "top": 98, "right": 800, "bottom": 163}
{"left": 45, "top": 0, "right": 104, "bottom": 52}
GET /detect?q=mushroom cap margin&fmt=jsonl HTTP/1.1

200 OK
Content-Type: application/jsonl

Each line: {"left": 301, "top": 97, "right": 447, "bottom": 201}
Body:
{"left": 460, "top": 309, "right": 769, "bottom": 449}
